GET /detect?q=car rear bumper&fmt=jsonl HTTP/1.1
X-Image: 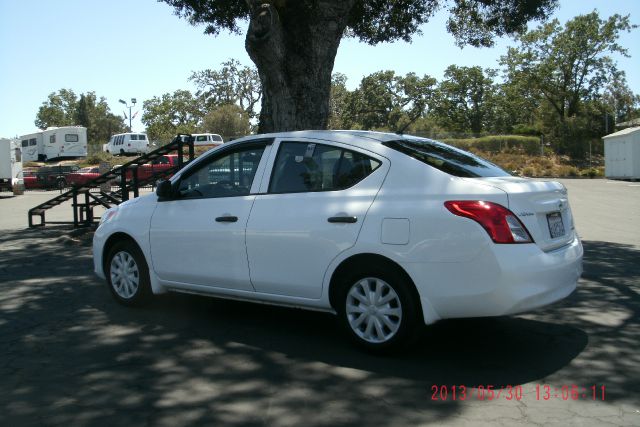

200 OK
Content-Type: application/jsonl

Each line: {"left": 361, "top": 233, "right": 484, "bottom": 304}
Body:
{"left": 403, "top": 235, "right": 583, "bottom": 324}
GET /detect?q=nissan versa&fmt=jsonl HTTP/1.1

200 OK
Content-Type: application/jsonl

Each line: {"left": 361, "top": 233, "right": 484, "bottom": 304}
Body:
{"left": 93, "top": 131, "right": 583, "bottom": 352}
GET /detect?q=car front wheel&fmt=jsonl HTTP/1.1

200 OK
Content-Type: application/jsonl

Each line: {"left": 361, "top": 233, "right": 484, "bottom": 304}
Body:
{"left": 106, "top": 240, "right": 151, "bottom": 306}
{"left": 337, "top": 268, "right": 419, "bottom": 353}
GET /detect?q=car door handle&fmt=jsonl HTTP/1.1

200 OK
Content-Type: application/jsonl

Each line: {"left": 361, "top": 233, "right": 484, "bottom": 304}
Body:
{"left": 215, "top": 216, "right": 238, "bottom": 223}
{"left": 327, "top": 216, "right": 357, "bottom": 223}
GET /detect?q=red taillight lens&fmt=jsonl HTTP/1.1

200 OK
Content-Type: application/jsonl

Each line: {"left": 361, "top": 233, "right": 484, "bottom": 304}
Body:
{"left": 444, "top": 200, "right": 533, "bottom": 244}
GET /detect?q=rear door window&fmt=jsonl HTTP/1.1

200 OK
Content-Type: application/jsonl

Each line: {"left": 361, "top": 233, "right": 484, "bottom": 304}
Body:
{"left": 383, "top": 138, "right": 510, "bottom": 178}
{"left": 269, "top": 141, "right": 380, "bottom": 193}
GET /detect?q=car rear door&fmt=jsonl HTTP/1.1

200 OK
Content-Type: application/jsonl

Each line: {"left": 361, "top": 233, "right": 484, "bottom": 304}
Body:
{"left": 245, "top": 138, "right": 388, "bottom": 299}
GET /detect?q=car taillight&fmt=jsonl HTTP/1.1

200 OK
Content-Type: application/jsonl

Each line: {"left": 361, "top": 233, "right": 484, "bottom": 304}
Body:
{"left": 444, "top": 200, "right": 533, "bottom": 244}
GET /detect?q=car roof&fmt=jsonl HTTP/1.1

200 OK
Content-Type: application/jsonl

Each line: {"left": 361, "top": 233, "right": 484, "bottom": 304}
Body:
{"left": 229, "top": 130, "right": 409, "bottom": 151}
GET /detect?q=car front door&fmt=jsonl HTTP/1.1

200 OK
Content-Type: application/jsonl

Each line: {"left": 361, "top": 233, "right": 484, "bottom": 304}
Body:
{"left": 149, "top": 142, "right": 271, "bottom": 291}
{"left": 245, "top": 139, "right": 388, "bottom": 299}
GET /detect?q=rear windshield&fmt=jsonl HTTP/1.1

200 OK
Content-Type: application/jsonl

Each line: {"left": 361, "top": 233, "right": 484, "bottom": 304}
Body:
{"left": 383, "top": 138, "right": 510, "bottom": 178}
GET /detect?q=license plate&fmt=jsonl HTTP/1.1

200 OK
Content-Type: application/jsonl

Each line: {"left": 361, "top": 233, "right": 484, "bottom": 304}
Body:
{"left": 547, "top": 212, "right": 565, "bottom": 239}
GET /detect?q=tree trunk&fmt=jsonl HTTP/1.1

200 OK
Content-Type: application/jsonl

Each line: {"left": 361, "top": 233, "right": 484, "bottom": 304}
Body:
{"left": 245, "top": 1, "right": 355, "bottom": 132}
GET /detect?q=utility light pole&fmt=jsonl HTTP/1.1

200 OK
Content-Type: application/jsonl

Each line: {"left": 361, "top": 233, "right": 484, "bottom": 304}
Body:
{"left": 119, "top": 98, "right": 137, "bottom": 132}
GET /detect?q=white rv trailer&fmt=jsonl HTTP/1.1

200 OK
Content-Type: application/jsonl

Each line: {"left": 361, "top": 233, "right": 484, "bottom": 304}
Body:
{"left": 19, "top": 131, "right": 44, "bottom": 162}
{"left": 0, "top": 138, "right": 23, "bottom": 191}
{"left": 19, "top": 126, "right": 87, "bottom": 162}
{"left": 42, "top": 126, "right": 87, "bottom": 160}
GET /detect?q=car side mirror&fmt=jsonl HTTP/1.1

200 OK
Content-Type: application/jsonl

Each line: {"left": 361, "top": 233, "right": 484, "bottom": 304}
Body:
{"left": 156, "top": 180, "right": 173, "bottom": 200}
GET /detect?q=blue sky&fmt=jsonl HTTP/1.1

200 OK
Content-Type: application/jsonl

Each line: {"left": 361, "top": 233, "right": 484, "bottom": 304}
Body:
{"left": 0, "top": 0, "right": 638, "bottom": 138}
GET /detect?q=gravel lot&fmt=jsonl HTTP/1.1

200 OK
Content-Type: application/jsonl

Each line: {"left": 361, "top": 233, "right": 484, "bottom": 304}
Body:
{"left": 0, "top": 179, "right": 638, "bottom": 426}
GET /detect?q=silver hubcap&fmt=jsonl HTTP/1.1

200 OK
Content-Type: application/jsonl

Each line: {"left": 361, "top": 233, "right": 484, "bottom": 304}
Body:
{"left": 110, "top": 251, "right": 140, "bottom": 299}
{"left": 346, "top": 277, "right": 402, "bottom": 344}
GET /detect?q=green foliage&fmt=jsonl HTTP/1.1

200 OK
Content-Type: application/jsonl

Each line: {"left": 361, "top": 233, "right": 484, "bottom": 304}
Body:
{"left": 141, "top": 90, "right": 203, "bottom": 144}
{"left": 201, "top": 104, "right": 251, "bottom": 138}
{"left": 501, "top": 12, "right": 636, "bottom": 123}
{"left": 511, "top": 124, "right": 542, "bottom": 136}
{"left": 190, "top": 59, "right": 262, "bottom": 119}
{"left": 162, "top": 1, "right": 558, "bottom": 131}
{"left": 602, "top": 70, "right": 640, "bottom": 124}
{"left": 445, "top": 0, "right": 557, "bottom": 47}
{"left": 443, "top": 135, "right": 541, "bottom": 155}
{"left": 83, "top": 151, "right": 117, "bottom": 167}
{"left": 162, "top": 1, "right": 557, "bottom": 47}
{"left": 432, "top": 65, "right": 496, "bottom": 134}
{"left": 35, "top": 89, "right": 126, "bottom": 145}
{"left": 328, "top": 73, "right": 349, "bottom": 130}
{"left": 341, "top": 70, "right": 436, "bottom": 132}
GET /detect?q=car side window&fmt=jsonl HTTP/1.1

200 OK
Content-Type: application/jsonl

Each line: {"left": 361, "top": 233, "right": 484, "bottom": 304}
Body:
{"left": 177, "top": 146, "right": 265, "bottom": 199}
{"left": 269, "top": 142, "right": 381, "bottom": 194}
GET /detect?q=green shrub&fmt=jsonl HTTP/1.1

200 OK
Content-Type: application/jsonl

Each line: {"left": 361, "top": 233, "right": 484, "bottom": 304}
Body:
{"left": 83, "top": 152, "right": 116, "bottom": 167}
{"left": 443, "top": 135, "right": 540, "bottom": 155}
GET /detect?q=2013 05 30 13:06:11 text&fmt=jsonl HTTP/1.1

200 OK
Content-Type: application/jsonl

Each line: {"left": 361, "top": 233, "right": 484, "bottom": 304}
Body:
{"left": 430, "top": 385, "right": 606, "bottom": 401}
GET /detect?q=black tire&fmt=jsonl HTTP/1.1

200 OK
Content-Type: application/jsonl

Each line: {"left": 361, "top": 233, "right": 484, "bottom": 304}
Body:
{"left": 56, "top": 178, "right": 66, "bottom": 190}
{"left": 336, "top": 266, "right": 420, "bottom": 354}
{"left": 105, "top": 240, "right": 151, "bottom": 306}
{"left": 120, "top": 149, "right": 125, "bottom": 156}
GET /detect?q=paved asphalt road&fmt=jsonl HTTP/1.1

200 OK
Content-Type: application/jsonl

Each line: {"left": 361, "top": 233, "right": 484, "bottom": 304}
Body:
{"left": 0, "top": 179, "right": 638, "bottom": 426}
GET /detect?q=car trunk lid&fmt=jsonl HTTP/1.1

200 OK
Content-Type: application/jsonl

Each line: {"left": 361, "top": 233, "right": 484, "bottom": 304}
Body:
{"left": 468, "top": 177, "right": 576, "bottom": 251}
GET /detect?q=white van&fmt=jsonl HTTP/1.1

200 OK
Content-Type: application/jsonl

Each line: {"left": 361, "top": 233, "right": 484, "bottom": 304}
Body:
{"left": 192, "top": 133, "right": 224, "bottom": 147}
{"left": 105, "top": 133, "right": 149, "bottom": 155}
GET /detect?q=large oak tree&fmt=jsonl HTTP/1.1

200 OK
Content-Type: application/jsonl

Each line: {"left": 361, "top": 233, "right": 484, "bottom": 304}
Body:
{"left": 162, "top": 0, "right": 557, "bottom": 132}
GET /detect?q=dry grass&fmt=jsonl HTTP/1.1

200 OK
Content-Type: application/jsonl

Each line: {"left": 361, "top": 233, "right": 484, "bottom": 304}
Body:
{"left": 472, "top": 149, "right": 604, "bottom": 178}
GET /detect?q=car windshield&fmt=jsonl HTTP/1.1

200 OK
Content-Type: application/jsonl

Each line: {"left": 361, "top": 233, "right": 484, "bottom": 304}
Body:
{"left": 383, "top": 137, "right": 511, "bottom": 178}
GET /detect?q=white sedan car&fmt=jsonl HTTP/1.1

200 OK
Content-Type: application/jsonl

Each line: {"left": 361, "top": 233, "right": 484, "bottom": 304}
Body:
{"left": 94, "top": 130, "right": 583, "bottom": 352}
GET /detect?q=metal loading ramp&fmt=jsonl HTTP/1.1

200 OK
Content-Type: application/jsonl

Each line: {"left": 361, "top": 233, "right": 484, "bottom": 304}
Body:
{"left": 28, "top": 135, "right": 195, "bottom": 228}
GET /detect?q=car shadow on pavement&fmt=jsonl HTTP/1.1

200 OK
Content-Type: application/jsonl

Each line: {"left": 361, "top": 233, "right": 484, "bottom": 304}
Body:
{"left": 0, "top": 230, "right": 637, "bottom": 426}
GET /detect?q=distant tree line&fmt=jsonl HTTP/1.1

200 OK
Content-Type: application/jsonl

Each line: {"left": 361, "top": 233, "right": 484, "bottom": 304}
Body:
{"left": 35, "top": 89, "right": 126, "bottom": 147}
{"left": 330, "top": 12, "right": 639, "bottom": 159}
{"left": 35, "top": 11, "right": 637, "bottom": 159}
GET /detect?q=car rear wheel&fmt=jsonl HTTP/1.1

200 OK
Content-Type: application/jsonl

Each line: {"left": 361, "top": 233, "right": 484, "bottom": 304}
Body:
{"left": 106, "top": 240, "right": 151, "bottom": 306}
{"left": 336, "top": 267, "right": 419, "bottom": 353}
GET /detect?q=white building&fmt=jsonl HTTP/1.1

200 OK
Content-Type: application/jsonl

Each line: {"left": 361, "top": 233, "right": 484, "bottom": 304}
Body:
{"left": 603, "top": 127, "right": 640, "bottom": 180}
